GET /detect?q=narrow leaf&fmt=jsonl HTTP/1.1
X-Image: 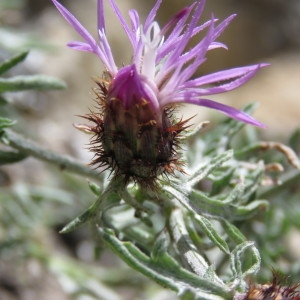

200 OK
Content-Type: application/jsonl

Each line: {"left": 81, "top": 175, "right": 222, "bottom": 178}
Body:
{"left": 151, "top": 229, "right": 170, "bottom": 261}
{"left": 234, "top": 200, "right": 269, "bottom": 220}
{"left": 0, "top": 150, "right": 27, "bottom": 165}
{"left": 0, "top": 75, "right": 66, "bottom": 93}
{"left": 194, "top": 215, "right": 229, "bottom": 254}
{"left": 0, "top": 51, "right": 29, "bottom": 75}
{"left": 88, "top": 181, "right": 102, "bottom": 196}
{"left": 0, "top": 117, "right": 15, "bottom": 131}
{"left": 60, "top": 206, "right": 95, "bottom": 234}
{"left": 169, "top": 208, "right": 211, "bottom": 277}
{"left": 0, "top": 95, "right": 8, "bottom": 105}
{"left": 60, "top": 176, "right": 124, "bottom": 233}
{"left": 188, "top": 150, "right": 233, "bottom": 187}
{"left": 230, "top": 241, "right": 261, "bottom": 282}
{"left": 98, "top": 227, "right": 232, "bottom": 299}
{"left": 221, "top": 220, "right": 246, "bottom": 244}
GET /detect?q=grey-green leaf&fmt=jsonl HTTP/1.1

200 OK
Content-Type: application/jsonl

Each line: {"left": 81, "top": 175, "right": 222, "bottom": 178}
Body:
{"left": 98, "top": 227, "right": 232, "bottom": 300}
{"left": 221, "top": 221, "right": 246, "bottom": 244}
{"left": 0, "top": 150, "right": 27, "bottom": 165}
{"left": 0, "top": 95, "right": 9, "bottom": 105}
{"left": 0, "top": 51, "right": 29, "bottom": 75}
{"left": 0, "top": 117, "right": 15, "bottom": 131}
{"left": 59, "top": 205, "right": 95, "bottom": 234}
{"left": 88, "top": 181, "right": 102, "bottom": 196}
{"left": 230, "top": 241, "right": 261, "bottom": 284}
{"left": 0, "top": 75, "right": 66, "bottom": 93}
{"left": 194, "top": 215, "right": 229, "bottom": 254}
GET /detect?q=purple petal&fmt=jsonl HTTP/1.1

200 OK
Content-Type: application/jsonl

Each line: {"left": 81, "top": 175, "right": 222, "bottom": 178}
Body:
{"left": 108, "top": 0, "right": 135, "bottom": 47}
{"left": 166, "top": 56, "right": 207, "bottom": 90}
{"left": 157, "top": 18, "right": 215, "bottom": 64}
{"left": 97, "top": 0, "right": 105, "bottom": 32}
{"left": 52, "top": 0, "right": 117, "bottom": 74}
{"left": 157, "top": 10, "right": 192, "bottom": 62}
{"left": 67, "top": 41, "right": 93, "bottom": 52}
{"left": 97, "top": 0, "right": 118, "bottom": 73}
{"left": 177, "top": 97, "right": 265, "bottom": 127}
{"left": 129, "top": 9, "right": 140, "bottom": 34}
{"left": 175, "top": 17, "right": 215, "bottom": 71}
{"left": 212, "top": 14, "right": 236, "bottom": 41}
{"left": 128, "top": 10, "right": 142, "bottom": 54}
{"left": 183, "top": 64, "right": 269, "bottom": 89}
{"left": 156, "top": 2, "right": 207, "bottom": 84}
{"left": 193, "top": 98, "right": 266, "bottom": 127}
{"left": 160, "top": 5, "right": 192, "bottom": 37}
{"left": 52, "top": 0, "right": 97, "bottom": 51}
{"left": 191, "top": 19, "right": 219, "bottom": 37}
{"left": 97, "top": 31, "right": 118, "bottom": 74}
{"left": 162, "top": 1, "right": 206, "bottom": 70}
{"left": 144, "top": 0, "right": 163, "bottom": 31}
{"left": 182, "top": 71, "right": 257, "bottom": 97}
{"left": 158, "top": 16, "right": 215, "bottom": 89}
{"left": 208, "top": 42, "right": 228, "bottom": 51}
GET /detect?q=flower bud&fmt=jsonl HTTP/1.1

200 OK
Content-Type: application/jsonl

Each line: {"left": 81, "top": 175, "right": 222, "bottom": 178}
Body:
{"left": 83, "top": 66, "right": 187, "bottom": 187}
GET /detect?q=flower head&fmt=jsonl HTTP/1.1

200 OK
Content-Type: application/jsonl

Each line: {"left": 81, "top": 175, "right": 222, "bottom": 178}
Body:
{"left": 52, "top": 0, "right": 267, "bottom": 187}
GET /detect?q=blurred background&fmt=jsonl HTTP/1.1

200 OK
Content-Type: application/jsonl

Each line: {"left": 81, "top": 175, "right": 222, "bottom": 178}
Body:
{"left": 0, "top": 0, "right": 300, "bottom": 299}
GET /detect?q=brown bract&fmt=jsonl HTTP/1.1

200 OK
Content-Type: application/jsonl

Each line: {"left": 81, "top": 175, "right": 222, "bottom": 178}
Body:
{"left": 246, "top": 273, "right": 300, "bottom": 300}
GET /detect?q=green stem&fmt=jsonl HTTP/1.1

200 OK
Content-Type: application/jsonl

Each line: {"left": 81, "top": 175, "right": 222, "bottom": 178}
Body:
{"left": 4, "top": 129, "right": 101, "bottom": 181}
{"left": 60, "top": 175, "right": 126, "bottom": 233}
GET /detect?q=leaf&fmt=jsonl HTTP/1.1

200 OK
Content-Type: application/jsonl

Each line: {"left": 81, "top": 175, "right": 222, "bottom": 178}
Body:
{"left": 0, "top": 75, "right": 66, "bottom": 93}
{"left": 169, "top": 208, "right": 212, "bottom": 277}
{"left": 222, "top": 182, "right": 245, "bottom": 205}
{"left": 60, "top": 177, "right": 124, "bottom": 233}
{"left": 190, "top": 189, "right": 268, "bottom": 221}
{"left": 59, "top": 205, "right": 96, "bottom": 234}
{"left": 59, "top": 190, "right": 117, "bottom": 233}
{"left": 0, "top": 95, "right": 8, "bottom": 105}
{"left": 0, "top": 51, "right": 29, "bottom": 75}
{"left": 234, "top": 200, "right": 269, "bottom": 220}
{"left": 194, "top": 215, "right": 229, "bottom": 254}
{"left": 210, "top": 168, "right": 234, "bottom": 196}
{"left": 0, "top": 149, "right": 27, "bottom": 165}
{"left": 0, "top": 117, "right": 15, "bottom": 131}
{"left": 221, "top": 221, "right": 246, "bottom": 244}
{"left": 97, "top": 227, "right": 232, "bottom": 300}
{"left": 151, "top": 230, "right": 170, "bottom": 261}
{"left": 230, "top": 242, "right": 261, "bottom": 285}
{"left": 88, "top": 181, "right": 102, "bottom": 196}
{"left": 187, "top": 150, "right": 233, "bottom": 187}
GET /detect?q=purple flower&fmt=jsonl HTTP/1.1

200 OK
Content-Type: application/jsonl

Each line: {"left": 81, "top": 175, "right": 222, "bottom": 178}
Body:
{"left": 52, "top": 0, "right": 267, "bottom": 127}
{"left": 52, "top": 0, "right": 267, "bottom": 186}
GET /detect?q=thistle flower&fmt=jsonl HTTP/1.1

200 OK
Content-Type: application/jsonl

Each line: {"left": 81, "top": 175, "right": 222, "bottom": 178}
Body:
{"left": 52, "top": 0, "right": 267, "bottom": 187}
